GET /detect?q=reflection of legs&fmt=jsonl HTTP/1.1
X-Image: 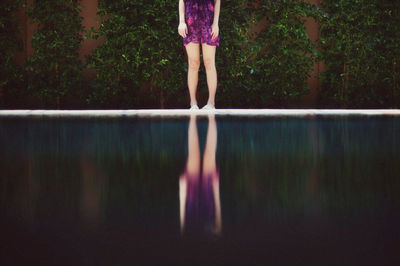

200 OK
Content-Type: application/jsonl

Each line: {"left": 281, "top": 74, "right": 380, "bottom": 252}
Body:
{"left": 180, "top": 114, "right": 201, "bottom": 233}
{"left": 202, "top": 43, "right": 217, "bottom": 106}
{"left": 186, "top": 43, "right": 201, "bottom": 106}
{"left": 179, "top": 175, "right": 186, "bottom": 233}
{"left": 202, "top": 114, "right": 221, "bottom": 234}
{"left": 203, "top": 115, "right": 217, "bottom": 173}
{"left": 186, "top": 115, "right": 201, "bottom": 176}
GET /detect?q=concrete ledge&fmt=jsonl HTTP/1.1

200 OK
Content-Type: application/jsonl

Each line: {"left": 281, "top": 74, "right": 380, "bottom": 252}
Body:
{"left": 0, "top": 109, "right": 400, "bottom": 118}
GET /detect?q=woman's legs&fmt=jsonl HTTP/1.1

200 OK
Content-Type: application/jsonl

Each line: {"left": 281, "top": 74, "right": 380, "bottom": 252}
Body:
{"left": 202, "top": 114, "right": 221, "bottom": 235}
{"left": 186, "top": 114, "right": 201, "bottom": 177}
{"left": 180, "top": 114, "right": 201, "bottom": 233}
{"left": 185, "top": 43, "right": 201, "bottom": 106}
{"left": 202, "top": 43, "right": 217, "bottom": 106}
{"left": 202, "top": 114, "right": 217, "bottom": 175}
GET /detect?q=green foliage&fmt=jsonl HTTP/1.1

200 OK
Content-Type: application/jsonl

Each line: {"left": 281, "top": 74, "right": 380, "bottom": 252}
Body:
{"left": 6, "top": 0, "right": 400, "bottom": 108}
{"left": 26, "top": 0, "right": 84, "bottom": 108}
{"left": 86, "top": 0, "right": 188, "bottom": 108}
{"left": 212, "top": 0, "right": 252, "bottom": 107}
{"left": 319, "top": 0, "right": 400, "bottom": 107}
{"left": 0, "top": 0, "right": 26, "bottom": 107}
{"left": 245, "top": 0, "right": 321, "bottom": 107}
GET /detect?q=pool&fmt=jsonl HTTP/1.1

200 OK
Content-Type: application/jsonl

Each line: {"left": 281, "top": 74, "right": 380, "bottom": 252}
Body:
{"left": 1, "top": 110, "right": 400, "bottom": 265}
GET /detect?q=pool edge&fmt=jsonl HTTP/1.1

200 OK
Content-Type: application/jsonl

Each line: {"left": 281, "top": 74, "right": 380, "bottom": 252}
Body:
{"left": 0, "top": 109, "right": 400, "bottom": 117}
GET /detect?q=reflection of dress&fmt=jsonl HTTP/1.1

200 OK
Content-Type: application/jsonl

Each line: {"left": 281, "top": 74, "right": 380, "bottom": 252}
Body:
{"left": 183, "top": 0, "right": 220, "bottom": 47}
{"left": 183, "top": 169, "right": 219, "bottom": 236}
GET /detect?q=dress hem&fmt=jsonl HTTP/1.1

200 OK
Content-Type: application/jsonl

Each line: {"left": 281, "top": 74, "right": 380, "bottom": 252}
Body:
{"left": 183, "top": 40, "right": 220, "bottom": 47}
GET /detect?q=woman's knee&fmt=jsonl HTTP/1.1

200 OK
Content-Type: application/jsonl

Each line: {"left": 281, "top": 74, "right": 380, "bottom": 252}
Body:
{"left": 188, "top": 57, "right": 201, "bottom": 71}
{"left": 203, "top": 57, "right": 215, "bottom": 71}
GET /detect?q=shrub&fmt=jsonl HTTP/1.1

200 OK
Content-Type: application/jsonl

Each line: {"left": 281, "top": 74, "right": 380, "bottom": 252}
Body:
{"left": 26, "top": 0, "right": 84, "bottom": 108}
{"left": 86, "top": 0, "right": 188, "bottom": 108}
{"left": 211, "top": 0, "right": 252, "bottom": 108}
{"left": 319, "top": 0, "right": 400, "bottom": 108}
{"left": 0, "top": 0, "right": 26, "bottom": 108}
{"left": 9, "top": 0, "right": 399, "bottom": 108}
{"left": 246, "top": 0, "right": 321, "bottom": 107}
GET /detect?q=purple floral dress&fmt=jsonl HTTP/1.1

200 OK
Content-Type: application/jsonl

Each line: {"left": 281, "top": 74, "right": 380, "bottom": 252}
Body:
{"left": 183, "top": 0, "right": 220, "bottom": 47}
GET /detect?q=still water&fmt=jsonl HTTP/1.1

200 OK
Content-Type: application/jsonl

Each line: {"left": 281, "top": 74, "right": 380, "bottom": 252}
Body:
{"left": 1, "top": 115, "right": 399, "bottom": 265}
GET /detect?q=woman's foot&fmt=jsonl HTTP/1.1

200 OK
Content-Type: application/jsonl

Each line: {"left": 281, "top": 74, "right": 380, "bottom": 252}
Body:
{"left": 190, "top": 104, "right": 199, "bottom": 110}
{"left": 201, "top": 104, "right": 215, "bottom": 110}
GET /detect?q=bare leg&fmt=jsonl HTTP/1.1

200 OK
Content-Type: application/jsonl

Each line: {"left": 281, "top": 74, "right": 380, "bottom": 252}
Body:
{"left": 202, "top": 114, "right": 221, "bottom": 234}
{"left": 179, "top": 114, "right": 201, "bottom": 233}
{"left": 185, "top": 43, "right": 201, "bottom": 106}
{"left": 202, "top": 43, "right": 217, "bottom": 106}
{"left": 186, "top": 114, "right": 201, "bottom": 176}
{"left": 179, "top": 174, "right": 187, "bottom": 233}
{"left": 203, "top": 115, "right": 217, "bottom": 173}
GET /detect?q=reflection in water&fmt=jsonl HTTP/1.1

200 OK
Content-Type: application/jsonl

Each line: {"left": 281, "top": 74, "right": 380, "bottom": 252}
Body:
{"left": 179, "top": 115, "right": 221, "bottom": 236}
{"left": 1, "top": 117, "right": 400, "bottom": 264}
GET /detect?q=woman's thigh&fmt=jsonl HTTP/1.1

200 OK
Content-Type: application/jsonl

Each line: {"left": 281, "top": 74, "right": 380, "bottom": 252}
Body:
{"left": 201, "top": 43, "right": 216, "bottom": 67}
{"left": 185, "top": 42, "right": 201, "bottom": 68}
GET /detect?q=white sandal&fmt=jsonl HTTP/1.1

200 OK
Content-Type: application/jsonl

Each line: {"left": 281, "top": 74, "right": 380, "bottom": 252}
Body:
{"left": 201, "top": 104, "right": 215, "bottom": 110}
{"left": 190, "top": 104, "right": 199, "bottom": 110}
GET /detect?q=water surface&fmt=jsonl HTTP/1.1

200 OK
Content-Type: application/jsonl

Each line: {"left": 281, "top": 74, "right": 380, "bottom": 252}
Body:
{"left": 1, "top": 115, "right": 399, "bottom": 265}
